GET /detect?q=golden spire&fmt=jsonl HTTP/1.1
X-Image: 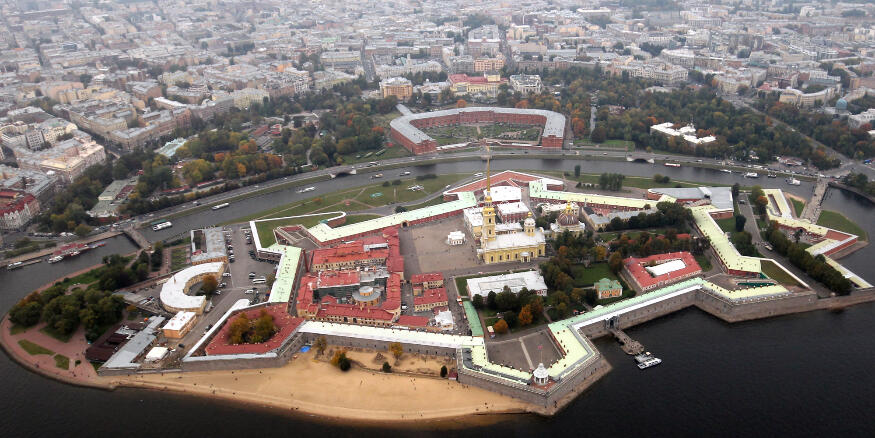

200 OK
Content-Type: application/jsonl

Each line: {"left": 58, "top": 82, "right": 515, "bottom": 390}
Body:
{"left": 485, "top": 144, "right": 491, "bottom": 191}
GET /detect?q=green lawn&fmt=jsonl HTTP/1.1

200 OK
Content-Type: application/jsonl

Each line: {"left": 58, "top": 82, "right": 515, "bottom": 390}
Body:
{"left": 253, "top": 212, "right": 345, "bottom": 248}
{"left": 760, "top": 260, "right": 802, "bottom": 287}
{"left": 344, "top": 214, "right": 382, "bottom": 225}
{"left": 228, "top": 174, "right": 467, "bottom": 226}
{"left": 716, "top": 217, "right": 736, "bottom": 233}
{"left": 170, "top": 247, "right": 188, "bottom": 271}
{"left": 39, "top": 326, "right": 73, "bottom": 343}
{"left": 570, "top": 263, "right": 618, "bottom": 287}
{"left": 573, "top": 139, "right": 635, "bottom": 151}
{"left": 790, "top": 198, "right": 805, "bottom": 217}
{"left": 18, "top": 339, "right": 53, "bottom": 356}
{"left": 53, "top": 354, "right": 70, "bottom": 370}
{"left": 337, "top": 145, "right": 411, "bottom": 165}
{"left": 817, "top": 210, "right": 868, "bottom": 241}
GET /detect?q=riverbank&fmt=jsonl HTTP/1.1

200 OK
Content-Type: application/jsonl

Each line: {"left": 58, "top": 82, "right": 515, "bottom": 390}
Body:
{"left": 106, "top": 349, "right": 531, "bottom": 422}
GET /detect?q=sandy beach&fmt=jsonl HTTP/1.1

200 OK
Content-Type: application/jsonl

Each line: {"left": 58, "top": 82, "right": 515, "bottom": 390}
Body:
{"left": 104, "top": 349, "right": 531, "bottom": 422}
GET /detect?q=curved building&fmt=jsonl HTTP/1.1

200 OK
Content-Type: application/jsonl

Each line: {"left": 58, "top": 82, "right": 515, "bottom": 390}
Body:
{"left": 160, "top": 261, "right": 225, "bottom": 314}
{"left": 389, "top": 106, "right": 566, "bottom": 155}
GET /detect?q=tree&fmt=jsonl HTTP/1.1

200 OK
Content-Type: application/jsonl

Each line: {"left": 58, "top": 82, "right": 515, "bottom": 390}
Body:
{"left": 492, "top": 319, "right": 509, "bottom": 334}
{"left": 486, "top": 291, "right": 497, "bottom": 309}
{"left": 518, "top": 305, "right": 533, "bottom": 326}
{"left": 456, "top": 99, "right": 467, "bottom": 108}
{"left": 440, "top": 365, "right": 448, "bottom": 378}
{"left": 734, "top": 215, "right": 747, "bottom": 232}
{"left": 382, "top": 361, "right": 392, "bottom": 373}
{"left": 201, "top": 274, "right": 218, "bottom": 296}
{"left": 731, "top": 183, "right": 740, "bottom": 200}
{"left": 574, "top": 164, "right": 581, "bottom": 177}
{"left": 74, "top": 223, "right": 92, "bottom": 237}
{"left": 591, "top": 125, "right": 607, "bottom": 143}
{"left": 228, "top": 313, "right": 250, "bottom": 344}
{"left": 394, "top": 205, "right": 407, "bottom": 213}
{"left": 314, "top": 336, "right": 327, "bottom": 356}
{"left": 388, "top": 342, "right": 403, "bottom": 359}
{"left": 472, "top": 294, "right": 484, "bottom": 309}
{"left": 608, "top": 251, "right": 624, "bottom": 274}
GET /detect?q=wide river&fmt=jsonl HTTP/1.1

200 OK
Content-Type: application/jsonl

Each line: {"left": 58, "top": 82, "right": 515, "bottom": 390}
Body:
{"left": 2, "top": 158, "right": 874, "bottom": 437}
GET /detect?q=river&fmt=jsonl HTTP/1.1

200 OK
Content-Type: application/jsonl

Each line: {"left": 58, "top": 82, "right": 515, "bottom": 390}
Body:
{"left": 2, "top": 158, "right": 874, "bottom": 437}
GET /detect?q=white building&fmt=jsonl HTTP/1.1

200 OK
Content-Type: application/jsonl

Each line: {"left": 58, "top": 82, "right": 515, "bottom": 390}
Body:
{"left": 650, "top": 122, "right": 716, "bottom": 146}
{"left": 509, "top": 74, "right": 543, "bottom": 95}
{"left": 466, "top": 270, "right": 549, "bottom": 297}
{"left": 447, "top": 230, "right": 466, "bottom": 245}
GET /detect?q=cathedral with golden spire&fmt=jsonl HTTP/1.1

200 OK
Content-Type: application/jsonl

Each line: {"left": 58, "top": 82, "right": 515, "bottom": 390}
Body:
{"left": 477, "top": 148, "right": 546, "bottom": 264}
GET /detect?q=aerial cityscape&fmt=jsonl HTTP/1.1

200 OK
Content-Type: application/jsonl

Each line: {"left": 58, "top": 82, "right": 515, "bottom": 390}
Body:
{"left": 2, "top": 0, "right": 875, "bottom": 435}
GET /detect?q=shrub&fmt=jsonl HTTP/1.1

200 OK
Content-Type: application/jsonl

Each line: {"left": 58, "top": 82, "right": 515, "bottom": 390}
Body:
{"left": 440, "top": 365, "right": 448, "bottom": 378}
{"left": 382, "top": 361, "right": 392, "bottom": 373}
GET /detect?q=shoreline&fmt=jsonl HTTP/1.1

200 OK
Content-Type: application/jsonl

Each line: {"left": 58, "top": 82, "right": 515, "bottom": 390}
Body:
{"left": 4, "top": 290, "right": 875, "bottom": 424}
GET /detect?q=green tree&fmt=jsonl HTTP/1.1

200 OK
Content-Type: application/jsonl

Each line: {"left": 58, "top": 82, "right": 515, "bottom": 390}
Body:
{"left": 734, "top": 215, "right": 747, "bottom": 232}
{"left": 608, "top": 251, "right": 624, "bottom": 274}
{"left": 471, "top": 294, "right": 484, "bottom": 309}
{"left": 74, "top": 223, "right": 93, "bottom": 237}
{"left": 382, "top": 361, "right": 392, "bottom": 373}
{"left": 591, "top": 125, "right": 607, "bottom": 143}
{"left": 440, "top": 365, "right": 448, "bottom": 378}
{"left": 574, "top": 164, "right": 581, "bottom": 177}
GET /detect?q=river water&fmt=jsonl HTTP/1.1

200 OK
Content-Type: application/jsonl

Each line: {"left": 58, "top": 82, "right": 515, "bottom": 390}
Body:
{"left": 2, "top": 159, "right": 874, "bottom": 437}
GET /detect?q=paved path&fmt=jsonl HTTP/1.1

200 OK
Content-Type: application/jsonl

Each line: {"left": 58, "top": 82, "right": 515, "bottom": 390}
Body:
{"left": 800, "top": 178, "right": 828, "bottom": 223}
{"left": 518, "top": 338, "right": 534, "bottom": 369}
{"left": 1, "top": 317, "right": 97, "bottom": 383}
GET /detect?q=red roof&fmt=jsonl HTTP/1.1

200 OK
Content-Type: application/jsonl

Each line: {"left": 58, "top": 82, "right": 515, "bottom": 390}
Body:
{"left": 396, "top": 315, "right": 430, "bottom": 327}
{"left": 410, "top": 272, "right": 443, "bottom": 284}
{"left": 414, "top": 288, "right": 448, "bottom": 306}
{"left": 317, "top": 270, "right": 360, "bottom": 287}
{"left": 622, "top": 252, "right": 702, "bottom": 290}
{"left": 316, "top": 304, "right": 394, "bottom": 321}
{"left": 205, "top": 304, "right": 303, "bottom": 356}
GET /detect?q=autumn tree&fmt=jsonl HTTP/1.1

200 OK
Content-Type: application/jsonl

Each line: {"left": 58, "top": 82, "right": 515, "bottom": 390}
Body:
{"left": 518, "top": 305, "right": 533, "bottom": 326}
{"left": 608, "top": 251, "right": 624, "bottom": 274}
{"left": 201, "top": 274, "right": 218, "bottom": 296}
{"left": 493, "top": 319, "right": 509, "bottom": 334}
{"left": 314, "top": 336, "right": 327, "bottom": 356}
{"left": 456, "top": 99, "right": 467, "bottom": 108}
{"left": 388, "top": 342, "right": 404, "bottom": 359}
{"left": 228, "top": 313, "right": 250, "bottom": 344}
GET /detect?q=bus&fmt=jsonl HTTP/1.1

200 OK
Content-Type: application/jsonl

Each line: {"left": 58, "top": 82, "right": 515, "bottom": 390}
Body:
{"left": 152, "top": 221, "right": 172, "bottom": 231}
{"left": 211, "top": 202, "right": 230, "bottom": 210}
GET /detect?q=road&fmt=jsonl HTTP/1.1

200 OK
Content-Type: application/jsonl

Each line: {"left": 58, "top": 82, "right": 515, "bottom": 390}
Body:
{"left": 737, "top": 195, "right": 831, "bottom": 298}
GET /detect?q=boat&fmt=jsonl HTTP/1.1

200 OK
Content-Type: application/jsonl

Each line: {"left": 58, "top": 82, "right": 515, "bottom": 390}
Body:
{"left": 720, "top": 169, "right": 732, "bottom": 173}
{"left": 634, "top": 352, "right": 662, "bottom": 370}
{"left": 211, "top": 202, "right": 230, "bottom": 210}
{"left": 152, "top": 221, "right": 172, "bottom": 231}
{"left": 744, "top": 172, "right": 759, "bottom": 178}
{"left": 786, "top": 177, "right": 801, "bottom": 185}
{"left": 767, "top": 173, "right": 777, "bottom": 178}
{"left": 88, "top": 241, "right": 106, "bottom": 249}
{"left": 7, "top": 261, "right": 22, "bottom": 270}
{"left": 47, "top": 255, "right": 64, "bottom": 263}
{"left": 664, "top": 162, "right": 681, "bottom": 168}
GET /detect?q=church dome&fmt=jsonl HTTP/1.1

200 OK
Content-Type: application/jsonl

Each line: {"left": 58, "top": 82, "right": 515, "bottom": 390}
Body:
{"left": 836, "top": 98, "right": 848, "bottom": 111}
{"left": 556, "top": 201, "right": 578, "bottom": 227}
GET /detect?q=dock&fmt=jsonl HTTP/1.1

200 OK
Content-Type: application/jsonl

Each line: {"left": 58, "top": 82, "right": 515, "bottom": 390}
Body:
{"left": 609, "top": 328, "right": 645, "bottom": 355}
{"left": 3, "top": 231, "right": 122, "bottom": 264}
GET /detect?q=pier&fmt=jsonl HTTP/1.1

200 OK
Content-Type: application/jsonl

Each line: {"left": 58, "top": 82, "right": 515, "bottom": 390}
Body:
{"left": 3, "top": 231, "right": 122, "bottom": 264}
{"left": 609, "top": 328, "right": 645, "bottom": 355}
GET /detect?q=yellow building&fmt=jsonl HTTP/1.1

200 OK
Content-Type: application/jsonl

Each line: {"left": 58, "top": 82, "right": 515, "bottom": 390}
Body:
{"left": 476, "top": 154, "right": 546, "bottom": 264}
{"left": 380, "top": 77, "right": 413, "bottom": 101}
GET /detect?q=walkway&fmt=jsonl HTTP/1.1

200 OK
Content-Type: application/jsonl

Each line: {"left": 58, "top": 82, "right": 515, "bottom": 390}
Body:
{"left": 0, "top": 317, "right": 98, "bottom": 384}
{"left": 799, "top": 178, "right": 828, "bottom": 223}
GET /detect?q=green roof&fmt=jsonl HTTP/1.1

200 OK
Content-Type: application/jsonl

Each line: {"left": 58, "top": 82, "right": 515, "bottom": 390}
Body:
{"left": 691, "top": 205, "right": 761, "bottom": 273}
{"left": 306, "top": 192, "right": 477, "bottom": 242}
{"left": 463, "top": 300, "right": 484, "bottom": 337}
{"left": 595, "top": 278, "right": 621, "bottom": 290}
{"left": 528, "top": 180, "right": 671, "bottom": 209}
{"left": 268, "top": 246, "right": 303, "bottom": 304}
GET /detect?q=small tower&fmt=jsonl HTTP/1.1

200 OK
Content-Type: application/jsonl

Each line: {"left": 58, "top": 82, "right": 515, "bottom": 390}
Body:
{"left": 533, "top": 362, "right": 549, "bottom": 386}
{"left": 524, "top": 211, "right": 535, "bottom": 237}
